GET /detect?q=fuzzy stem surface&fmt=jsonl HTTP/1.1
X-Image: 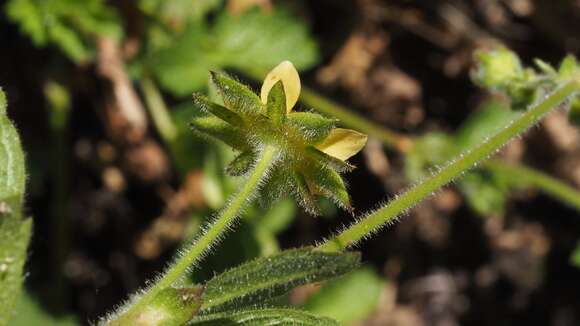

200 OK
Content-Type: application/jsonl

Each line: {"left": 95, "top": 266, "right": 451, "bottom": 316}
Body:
{"left": 319, "top": 80, "right": 580, "bottom": 251}
{"left": 110, "top": 146, "right": 277, "bottom": 324}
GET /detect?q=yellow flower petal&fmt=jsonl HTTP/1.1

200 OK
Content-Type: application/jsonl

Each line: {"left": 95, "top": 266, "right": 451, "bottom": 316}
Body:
{"left": 260, "top": 60, "right": 301, "bottom": 113}
{"left": 316, "top": 128, "right": 368, "bottom": 161}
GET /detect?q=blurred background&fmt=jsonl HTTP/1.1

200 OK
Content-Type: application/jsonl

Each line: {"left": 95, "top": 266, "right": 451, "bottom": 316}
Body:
{"left": 2, "top": 0, "right": 580, "bottom": 325}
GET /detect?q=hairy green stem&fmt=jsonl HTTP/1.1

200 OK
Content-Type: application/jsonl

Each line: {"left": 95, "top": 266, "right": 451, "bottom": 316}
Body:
{"left": 485, "top": 160, "right": 580, "bottom": 212}
{"left": 112, "top": 146, "right": 277, "bottom": 324}
{"left": 140, "top": 76, "right": 178, "bottom": 143}
{"left": 319, "top": 80, "right": 580, "bottom": 251}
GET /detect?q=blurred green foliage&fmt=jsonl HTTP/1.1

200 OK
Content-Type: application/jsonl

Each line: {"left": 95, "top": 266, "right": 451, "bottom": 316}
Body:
{"left": 140, "top": 8, "right": 319, "bottom": 96}
{"left": 11, "top": 294, "right": 77, "bottom": 326}
{"left": 303, "top": 267, "right": 383, "bottom": 324}
{"left": 6, "top": 0, "right": 122, "bottom": 63}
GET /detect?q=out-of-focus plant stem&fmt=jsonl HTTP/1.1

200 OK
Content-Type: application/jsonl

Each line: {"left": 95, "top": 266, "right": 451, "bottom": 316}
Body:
{"left": 299, "top": 87, "right": 414, "bottom": 153}
{"left": 319, "top": 79, "right": 580, "bottom": 251}
{"left": 242, "top": 69, "right": 414, "bottom": 152}
{"left": 485, "top": 159, "right": 580, "bottom": 212}
{"left": 140, "top": 76, "right": 178, "bottom": 143}
{"left": 45, "top": 81, "right": 71, "bottom": 309}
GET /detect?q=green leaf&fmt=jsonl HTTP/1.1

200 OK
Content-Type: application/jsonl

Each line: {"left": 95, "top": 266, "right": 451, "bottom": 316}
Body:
{"left": 213, "top": 9, "right": 319, "bottom": 75}
{"left": 200, "top": 247, "right": 360, "bottom": 313}
{"left": 458, "top": 171, "right": 509, "bottom": 216}
{"left": 146, "top": 8, "right": 319, "bottom": 96}
{"left": 5, "top": 0, "right": 46, "bottom": 45}
{"left": 404, "top": 132, "right": 455, "bottom": 181}
{"left": 146, "top": 22, "right": 212, "bottom": 94}
{"left": 11, "top": 293, "right": 78, "bottom": 326}
{"left": 210, "top": 71, "right": 263, "bottom": 115}
{"left": 6, "top": 0, "right": 122, "bottom": 63}
{"left": 266, "top": 82, "right": 286, "bottom": 125}
{"left": 0, "top": 92, "right": 25, "bottom": 199}
{"left": 226, "top": 150, "right": 256, "bottom": 176}
{"left": 0, "top": 88, "right": 32, "bottom": 326}
{"left": 287, "top": 112, "right": 336, "bottom": 144}
{"left": 455, "top": 101, "right": 521, "bottom": 151}
{"left": 303, "top": 267, "right": 383, "bottom": 324}
{"left": 139, "top": 0, "right": 222, "bottom": 28}
{"left": 189, "top": 308, "right": 340, "bottom": 325}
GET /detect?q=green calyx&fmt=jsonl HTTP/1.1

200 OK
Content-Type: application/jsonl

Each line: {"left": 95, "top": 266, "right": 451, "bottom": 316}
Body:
{"left": 190, "top": 71, "right": 353, "bottom": 214}
{"left": 474, "top": 49, "right": 580, "bottom": 122}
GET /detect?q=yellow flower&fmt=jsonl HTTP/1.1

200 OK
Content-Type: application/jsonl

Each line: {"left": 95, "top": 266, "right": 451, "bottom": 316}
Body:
{"left": 191, "top": 61, "right": 368, "bottom": 213}
{"left": 260, "top": 61, "right": 367, "bottom": 162}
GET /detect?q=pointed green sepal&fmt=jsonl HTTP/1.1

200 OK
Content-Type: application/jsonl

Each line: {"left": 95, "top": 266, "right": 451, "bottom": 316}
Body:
{"left": 266, "top": 81, "right": 286, "bottom": 125}
{"left": 293, "top": 172, "right": 320, "bottom": 215}
{"left": 192, "top": 92, "right": 245, "bottom": 127}
{"left": 534, "top": 58, "right": 556, "bottom": 75}
{"left": 200, "top": 247, "right": 360, "bottom": 313}
{"left": 190, "top": 115, "right": 249, "bottom": 150}
{"left": 257, "top": 169, "right": 291, "bottom": 208}
{"left": 226, "top": 150, "right": 256, "bottom": 176}
{"left": 209, "top": 71, "right": 262, "bottom": 115}
{"left": 305, "top": 166, "right": 352, "bottom": 212}
{"left": 558, "top": 55, "right": 579, "bottom": 78}
{"left": 288, "top": 112, "right": 336, "bottom": 144}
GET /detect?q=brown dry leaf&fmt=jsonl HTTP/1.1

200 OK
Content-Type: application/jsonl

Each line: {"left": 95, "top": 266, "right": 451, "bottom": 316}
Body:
{"left": 96, "top": 37, "right": 147, "bottom": 144}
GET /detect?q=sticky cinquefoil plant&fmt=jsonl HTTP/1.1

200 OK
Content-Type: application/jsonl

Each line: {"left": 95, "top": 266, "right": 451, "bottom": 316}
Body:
{"left": 105, "top": 62, "right": 367, "bottom": 325}
{"left": 102, "top": 50, "right": 580, "bottom": 325}
{"left": 191, "top": 61, "right": 367, "bottom": 213}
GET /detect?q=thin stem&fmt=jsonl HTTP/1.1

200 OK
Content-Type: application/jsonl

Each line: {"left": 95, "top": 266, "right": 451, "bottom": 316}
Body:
{"left": 114, "top": 146, "right": 277, "bottom": 322}
{"left": 45, "top": 82, "right": 71, "bottom": 310}
{"left": 140, "top": 76, "right": 178, "bottom": 143}
{"left": 242, "top": 68, "right": 413, "bottom": 152}
{"left": 319, "top": 80, "right": 580, "bottom": 251}
{"left": 485, "top": 160, "right": 580, "bottom": 212}
{"left": 299, "top": 87, "right": 413, "bottom": 152}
